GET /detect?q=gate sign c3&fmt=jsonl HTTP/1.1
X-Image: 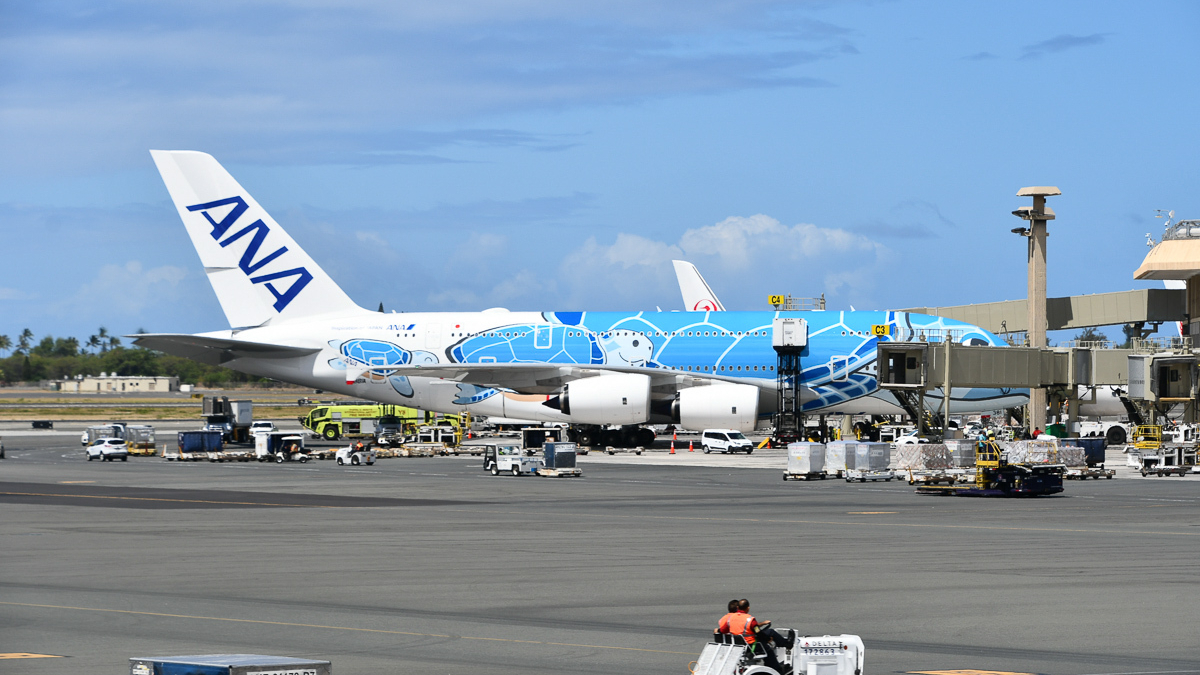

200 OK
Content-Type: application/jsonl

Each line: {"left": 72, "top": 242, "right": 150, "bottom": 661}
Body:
{"left": 871, "top": 324, "right": 890, "bottom": 336}
{"left": 768, "top": 295, "right": 785, "bottom": 306}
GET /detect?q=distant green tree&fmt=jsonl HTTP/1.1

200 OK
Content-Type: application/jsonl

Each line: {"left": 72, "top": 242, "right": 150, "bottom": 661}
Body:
{"left": 1074, "top": 326, "right": 1109, "bottom": 344}
{"left": 0, "top": 334, "right": 10, "bottom": 355}
{"left": 17, "top": 328, "right": 33, "bottom": 354}
{"left": 86, "top": 334, "right": 102, "bottom": 354}
{"left": 95, "top": 327, "right": 110, "bottom": 352}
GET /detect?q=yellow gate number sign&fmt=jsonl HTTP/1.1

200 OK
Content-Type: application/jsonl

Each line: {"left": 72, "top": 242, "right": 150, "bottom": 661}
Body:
{"left": 768, "top": 295, "right": 785, "bottom": 306}
{"left": 871, "top": 324, "right": 890, "bottom": 336}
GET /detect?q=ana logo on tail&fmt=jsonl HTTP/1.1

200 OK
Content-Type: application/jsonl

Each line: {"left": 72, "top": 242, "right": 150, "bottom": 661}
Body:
{"left": 186, "top": 196, "right": 313, "bottom": 312}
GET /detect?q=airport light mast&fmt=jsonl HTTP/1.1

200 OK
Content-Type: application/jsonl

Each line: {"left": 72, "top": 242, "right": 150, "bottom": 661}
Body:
{"left": 1011, "top": 185, "right": 1061, "bottom": 434}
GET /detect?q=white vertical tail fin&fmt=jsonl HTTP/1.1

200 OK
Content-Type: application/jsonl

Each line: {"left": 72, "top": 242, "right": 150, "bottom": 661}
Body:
{"left": 151, "top": 150, "right": 362, "bottom": 328}
{"left": 672, "top": 260, "right": 725, "bottom": 311}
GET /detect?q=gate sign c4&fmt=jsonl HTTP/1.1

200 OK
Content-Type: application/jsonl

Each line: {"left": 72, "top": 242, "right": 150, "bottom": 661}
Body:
{"left": 871, "top": 324, "right": 890, "bottom": 336}
{"left": 768, "top": 295, "right": 785, "bottom": 306}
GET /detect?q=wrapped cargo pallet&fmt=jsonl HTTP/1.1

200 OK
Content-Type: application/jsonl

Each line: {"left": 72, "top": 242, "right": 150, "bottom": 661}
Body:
{"left": 944, "top": 439, "right": 978, "bottom": 468}
{"left": 1006, "top": 439, "right": 1076, "bottom": 464}
{"left": 894, "top": 443, "right": 953, "bottom": 470}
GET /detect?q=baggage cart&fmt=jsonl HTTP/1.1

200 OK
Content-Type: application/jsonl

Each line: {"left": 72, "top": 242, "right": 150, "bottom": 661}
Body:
{"left": 130, "top": 654, "right": 330, "bottom": 675}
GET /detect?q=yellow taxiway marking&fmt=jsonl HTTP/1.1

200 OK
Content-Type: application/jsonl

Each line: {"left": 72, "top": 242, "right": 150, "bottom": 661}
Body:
{"left": 847, "top": 511, "right": 897, "bottom": 514}
{"left": 0, "top": 491, "right": 346, "bottom": 509}
{"left": 909, "top": 671, "right": 1035, "bottom": 675}
{"left": 58, "top": 480, "right": 95, "bottom": 484}
{"left": 0, "top": 602, "right": 692, "bottom": 656}
{"left": 0, "top": 653, "right": 64, "bottom": 659}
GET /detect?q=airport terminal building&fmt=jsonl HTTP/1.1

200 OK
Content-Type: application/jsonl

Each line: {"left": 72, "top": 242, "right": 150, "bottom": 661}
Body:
{"left": 52, "top": 374, "right": 180, "bottom": 393}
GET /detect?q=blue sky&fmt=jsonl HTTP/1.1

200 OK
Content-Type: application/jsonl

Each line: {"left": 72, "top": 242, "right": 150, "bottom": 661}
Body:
{"left": 1, "top": 0, "right": 1198, "bottom": 345}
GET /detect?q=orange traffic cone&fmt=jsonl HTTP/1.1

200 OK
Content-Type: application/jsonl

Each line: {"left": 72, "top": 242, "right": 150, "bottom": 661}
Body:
{"left": 688, "top": 440, "right": 694, "bottom": 452}
{"left": 670, "top": 441, "right": 676, "bottom": 454}
{"left": 673, "top": 431, "right": 678, "bottom": 441}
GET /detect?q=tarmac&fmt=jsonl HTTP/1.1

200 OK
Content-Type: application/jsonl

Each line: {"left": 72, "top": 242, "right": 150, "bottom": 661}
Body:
{"left": 2, "top": 422, "right": 1199, "bottom": 675}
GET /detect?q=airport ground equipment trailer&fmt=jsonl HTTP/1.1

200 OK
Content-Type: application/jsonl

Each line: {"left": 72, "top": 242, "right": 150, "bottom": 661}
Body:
{"left": 783, "top": 442, "right": 827, "bottom": 481}
{"left": 130, "top": 654, "right": 331, "bottom": 675}
{"left": 483, "top": 443, "right": 541, "bottom": 476}
{"left": 693, "top": 631, "right": 864, "bottom": 675}
{"left": 844, "top": 442, "right": 894, "bottom": 482}
{"left": 255, "top": 431, "right": 309, "bottom": 463}
{"left": 1136, "top": 443, "right": 1197, "bottom": 476}
{"left": 916, "top": 440, "right": 1064, "bottom": 497}
{"left": 172, "top": 430, "right": 223, "bottom": 461}
{"left": 335, "top": 444, "right": 376, "bottom": 466}
{"left": 538, "top": 441, "right": 582, "bottom": 477}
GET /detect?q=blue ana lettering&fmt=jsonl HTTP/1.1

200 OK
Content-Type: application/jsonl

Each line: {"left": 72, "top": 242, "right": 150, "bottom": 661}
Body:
{"left": 186, "top": 196, "right": 311, "bottom": 312}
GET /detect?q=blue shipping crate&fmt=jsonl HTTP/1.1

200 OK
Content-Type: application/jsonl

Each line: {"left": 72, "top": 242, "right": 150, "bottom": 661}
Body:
{"left": 130, "top": 654, "right": 331, "bottom": 675}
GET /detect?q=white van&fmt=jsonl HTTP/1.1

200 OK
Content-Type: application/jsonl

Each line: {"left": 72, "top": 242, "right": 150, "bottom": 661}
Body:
{"left": 701, "top": 429, "right": 754, "bottom": 454}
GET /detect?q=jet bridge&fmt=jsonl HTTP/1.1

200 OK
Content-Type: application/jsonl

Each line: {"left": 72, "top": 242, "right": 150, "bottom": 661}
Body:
{"left": 876, "top": 337, "right": 1200, "bottom": 432}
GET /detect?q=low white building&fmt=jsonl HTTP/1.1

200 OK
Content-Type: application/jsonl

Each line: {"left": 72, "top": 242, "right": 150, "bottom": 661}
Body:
{"left": 55, "top": 374, "right": 180, "bottom": 393}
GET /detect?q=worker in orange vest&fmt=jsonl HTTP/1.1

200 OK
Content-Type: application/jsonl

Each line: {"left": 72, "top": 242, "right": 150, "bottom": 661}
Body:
{"left": 715, "top": 599, "right": 739, "bottom": 637}
{"left": 716, "top": 599, "right": 791, "bottom": 674}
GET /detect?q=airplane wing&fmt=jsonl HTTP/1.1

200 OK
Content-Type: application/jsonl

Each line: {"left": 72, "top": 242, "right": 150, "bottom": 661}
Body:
{"left": 363, "top": 362, "right": 759, "bottom": 394}
{"left": 672, "top": 260, "right": 725, "bottom": 311}
{"left": 130, "top": 333, "right": 321, "bottom": 366}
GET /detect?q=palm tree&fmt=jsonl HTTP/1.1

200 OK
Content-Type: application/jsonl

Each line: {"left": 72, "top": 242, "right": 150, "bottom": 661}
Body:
{"left": 87, "top": 334, "right": 102, "bottom": 354}
{"left": 0, "top": 334, "right": 10, "bottom": 355}
{"left": 17, "top": 328, "right": 33, "bottom": 355}
{"left": 107, "top": 335, "right": 122, "bottom": 351}
{"left": 96, "top": 327, "right": 110, "bottom": 353}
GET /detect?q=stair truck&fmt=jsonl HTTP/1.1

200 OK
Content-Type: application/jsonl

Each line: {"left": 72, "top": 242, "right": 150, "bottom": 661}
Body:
{"left": 694, "top": 630, "right": 865, "bottom": 675}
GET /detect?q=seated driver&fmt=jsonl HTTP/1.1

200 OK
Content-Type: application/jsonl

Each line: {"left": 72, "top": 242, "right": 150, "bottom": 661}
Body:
{"left": 716, "top": 599, "right": 792, "bottom": 674}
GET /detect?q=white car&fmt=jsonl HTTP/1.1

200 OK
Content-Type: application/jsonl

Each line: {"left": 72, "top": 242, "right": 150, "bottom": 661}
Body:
{"left": 893, "top": 434, "right": 929, "bottom": 446}
{"left": 87, "top": 438, "right": 128, "bottom": 462}
{"left": 250, "top": 421, "right": 277, "bottom": 434}
{"left": 701, "top": 429, "right": 754, "bottom": 454}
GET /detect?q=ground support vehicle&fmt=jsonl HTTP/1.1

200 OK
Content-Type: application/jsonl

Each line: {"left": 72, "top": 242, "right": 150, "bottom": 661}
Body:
{"left": 82, "top": 424, "right": 126, "bottom": 446}
{"left": 124, "top": 425, "right": 156, "bottom": 455}
{"left": 173, "top": 430, "right": 223, "bottom": 461}
{"left": 845, "top": 468, "right": 895, "bottom": 482}
{"left": 916, "top": 441, "right": 1064, "bottom": 497}
{"left": 86, "top": 438, "right": 128, "bottom": 462}
{"left": 255, "top": 431, "right": 308, "bottom": 463}
{"left": 783, "top": 442, "right": 826, "bottom": 481}
{"left": 701, "top": 429, "right": 754, "bottom": 454}
{"left": 604, "top": 446, "right": 643, "bottom": 455}
{"left": 203, "top": 396, "right": 253, "bottom": 443}
{"left": 301, "top": 403, "right": 468, "bottom": 443}
{"left": 336, "top": 445, "right": 376, "bottom": 466}
{"left": 694, "top": 630, "right": 864, "bottom": 675}
{"left": 483, "top": 443, "right": 541, "bottom": 476}
{"left": 401, "top": 443, "right": 441, "bottom": 457}
{"left": 537, "top": 442, "right": 582, "bottom": 477}
{"left": 1136, "top": 443, "right": 1197, "bottom": 476}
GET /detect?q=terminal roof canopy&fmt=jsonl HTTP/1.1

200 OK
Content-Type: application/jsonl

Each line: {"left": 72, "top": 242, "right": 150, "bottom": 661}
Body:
{"left": 1134, "top": 239, "right": 1200, "bottom": 280}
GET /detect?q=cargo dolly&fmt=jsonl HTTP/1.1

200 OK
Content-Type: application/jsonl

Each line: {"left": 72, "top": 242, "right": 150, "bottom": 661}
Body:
{"left": 916, "top": 441, "right": 1064, "bottom": 497}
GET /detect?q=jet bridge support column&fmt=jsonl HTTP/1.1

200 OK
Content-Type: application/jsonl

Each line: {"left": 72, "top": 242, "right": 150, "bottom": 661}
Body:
{"left": 1012, "top": 186, "right": 1061, "bottom": 435}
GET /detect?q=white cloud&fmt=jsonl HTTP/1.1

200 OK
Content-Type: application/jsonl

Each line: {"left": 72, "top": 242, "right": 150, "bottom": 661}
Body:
{"left": 549, "top": 214, "right": 888, "bottom": 310}
{"left": 60, "top": 261, "right": 189, "bottom": 316}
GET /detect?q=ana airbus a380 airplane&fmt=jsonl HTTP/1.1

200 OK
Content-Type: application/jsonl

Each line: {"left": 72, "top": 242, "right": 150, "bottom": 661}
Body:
{"left": 134, "top": 151, "right": 1027, "bottom": 437}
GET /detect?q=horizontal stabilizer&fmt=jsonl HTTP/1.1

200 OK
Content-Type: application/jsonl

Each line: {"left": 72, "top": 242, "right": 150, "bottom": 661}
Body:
{"left": 131, "top": 333, "right": 320, "bottom": 366}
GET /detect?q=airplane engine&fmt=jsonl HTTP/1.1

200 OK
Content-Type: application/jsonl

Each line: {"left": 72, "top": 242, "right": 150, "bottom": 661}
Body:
{"left": 560, "top": 373, "right": 651, "bottom": 425}
{"left": 678, "top": 384, "right": 759, "bottom": 432}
